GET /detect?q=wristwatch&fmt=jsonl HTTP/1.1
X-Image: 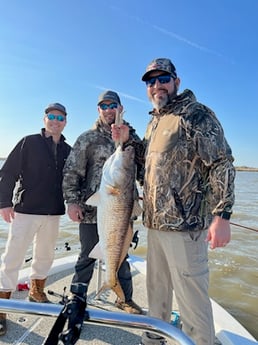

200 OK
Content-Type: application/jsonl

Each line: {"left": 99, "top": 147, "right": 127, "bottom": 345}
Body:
{"left": 215, "top": 211, "right": 231, "bottom": 220}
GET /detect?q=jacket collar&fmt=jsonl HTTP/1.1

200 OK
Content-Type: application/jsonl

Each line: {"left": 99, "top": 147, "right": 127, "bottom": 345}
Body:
{"left": 149, "top": 89, "right": 197, "bottom": 117}
{"left": 41, "top": 128, "right": 66, "bottom": 143}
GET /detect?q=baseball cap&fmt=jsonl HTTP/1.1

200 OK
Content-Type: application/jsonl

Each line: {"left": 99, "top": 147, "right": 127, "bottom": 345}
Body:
{"left": 97, "top": 90, "right": 121, "bottom": 105}
{"left": 141, "top": 58, "right": 177, "bottom": 81}
{"left": 45, "top": 102, "right": 67, "bottom": 116}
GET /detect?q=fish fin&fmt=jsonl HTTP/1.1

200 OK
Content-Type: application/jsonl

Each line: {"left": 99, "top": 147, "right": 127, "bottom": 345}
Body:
{"left": 112, "top": 280, "right": 125, "bottom": 302}
{"left": 86, "top": 192, "right": 100, "bottom": 206}
{"left": 89, "top": 242, "right": 104, "bottom": 260}
{"left": 118, "top": 223, "right": 134, "bottom": 269}
{"left": 95, "top": 283, "right": 109, "bottom": 300}
{"left": 96, "top": 280, "right": 125, "bottom": 303}
{"left": 132, "top": 199, "right": 142, "bottom": 218}
{"left": 106, "top": 185, "right": 120, "bottom": 195}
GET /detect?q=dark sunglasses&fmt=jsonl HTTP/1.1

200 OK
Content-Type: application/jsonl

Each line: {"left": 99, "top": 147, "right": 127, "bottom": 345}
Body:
{"left": 145, "top": 75, "right": 172, "bottom": 87}
{"left": 99, "top": 102, "right": 118, "bottom": 110}
{"left": 46, "top": 114, "right": 66, "bottom": 122}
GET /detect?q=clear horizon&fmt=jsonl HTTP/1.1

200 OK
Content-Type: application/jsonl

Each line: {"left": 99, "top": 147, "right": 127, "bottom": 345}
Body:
{"left": 0, "top": 1, "right": 257, "bottom": 167}
{"left": 1, "top": 157, "right": 257, "bottom": 169}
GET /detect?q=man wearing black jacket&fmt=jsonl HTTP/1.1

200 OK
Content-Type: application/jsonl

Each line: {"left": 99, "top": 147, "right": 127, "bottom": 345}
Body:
{"left": 0, "top": 102, "right": 71, "bottom": 336}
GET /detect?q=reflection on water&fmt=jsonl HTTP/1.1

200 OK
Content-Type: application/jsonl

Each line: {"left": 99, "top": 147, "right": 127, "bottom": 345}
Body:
{"left": 0, "top": 165, "right": 257, "bottom": 340}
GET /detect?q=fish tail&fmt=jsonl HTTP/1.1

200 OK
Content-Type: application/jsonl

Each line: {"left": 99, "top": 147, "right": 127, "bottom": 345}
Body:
{"left": 95, "top": 280, "right": 125, "bottom": 302}
{"left": 112, "top": 280, "right": 125, "bottom": 302}
{"left": 95, "top": 282, "right": 109, "bottom": 300}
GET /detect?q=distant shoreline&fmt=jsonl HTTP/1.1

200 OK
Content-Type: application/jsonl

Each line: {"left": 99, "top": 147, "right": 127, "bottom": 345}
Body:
{"left": 235, "top": 167, "right": 258, "bottom": 172}
{"left": 0, "top": 158, "right": 257, "bottom": 172}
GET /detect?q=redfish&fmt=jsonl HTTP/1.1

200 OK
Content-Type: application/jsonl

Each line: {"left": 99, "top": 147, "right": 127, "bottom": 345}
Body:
{"left": 86, "top": 144, "right": 141, "bottom": 301}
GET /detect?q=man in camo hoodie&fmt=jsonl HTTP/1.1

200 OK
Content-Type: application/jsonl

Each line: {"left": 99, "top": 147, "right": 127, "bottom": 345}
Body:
{"left": 62, "top": 90, "right": 143, "bottom": 314}
{"left": 112, "top": 58, "right": 235, "bottom": 345}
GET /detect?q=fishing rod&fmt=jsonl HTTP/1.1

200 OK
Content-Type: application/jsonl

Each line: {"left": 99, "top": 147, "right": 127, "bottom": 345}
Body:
{"left": 230, "top": 222, "right": 258, "bottom": 233}
{"left": 138, "top": 196, "right": 258, "bottom": 233}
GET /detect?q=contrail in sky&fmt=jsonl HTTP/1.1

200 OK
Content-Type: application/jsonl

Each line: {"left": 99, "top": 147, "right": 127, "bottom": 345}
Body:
{"left": 152, "top": 25, "right": 225, "bottom": 59}
{"left": 111, "top": 6, "right": 232, "bottom": 61}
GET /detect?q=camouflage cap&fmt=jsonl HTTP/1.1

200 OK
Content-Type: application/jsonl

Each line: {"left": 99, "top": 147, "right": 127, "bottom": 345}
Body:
{"left": 142, "top": 58, "right": 177, "bottom": 81}
{"left": 97, "top": 90, "right": 121, "bottom": 105}
{"left": 45, "top": 102, "right": 67, "bottom": 116}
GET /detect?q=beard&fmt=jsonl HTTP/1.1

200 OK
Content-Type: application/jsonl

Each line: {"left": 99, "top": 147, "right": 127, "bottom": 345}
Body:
{"left": 151, "top": 94, "right": 169, "bottom": 111}
{"left": 150, "top": 87, "right": 177, "bottom": 111}
{"left": 100, "top": 114, "right": 115, "bottom": 127}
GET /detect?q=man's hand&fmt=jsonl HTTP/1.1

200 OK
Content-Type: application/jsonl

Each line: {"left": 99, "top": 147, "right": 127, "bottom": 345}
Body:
{"left": 67, "top": 204, "right": 83, "bottom": 222}
{"left": 0, "top": 207, "right": 15, "bottom": 223}
{"left": 111, "top": 124, "right": 129, "bottom": 143}
{"left": 206, "top": 216, "right": 231, "bottom": 249}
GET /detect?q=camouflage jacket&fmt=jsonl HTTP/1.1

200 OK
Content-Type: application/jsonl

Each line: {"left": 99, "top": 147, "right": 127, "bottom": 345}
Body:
{"left": 142, "top": 89, "right": 235, "bottom": 232}
{"left": 62, "top": 118, "right": 142, "bottom": 223}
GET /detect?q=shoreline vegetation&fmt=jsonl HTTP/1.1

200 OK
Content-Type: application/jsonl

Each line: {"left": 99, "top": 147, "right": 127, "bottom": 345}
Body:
{"left": 0, "top": 158, "right": 257, "bottom": 172}
{"left": 234, "top": 166, "right": 258, "bottom": 172}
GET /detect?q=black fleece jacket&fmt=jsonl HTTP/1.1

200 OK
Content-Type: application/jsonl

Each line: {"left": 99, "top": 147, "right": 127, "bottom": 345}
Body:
{"left": 0, "top": 129, "right": 71, "bottom": 215}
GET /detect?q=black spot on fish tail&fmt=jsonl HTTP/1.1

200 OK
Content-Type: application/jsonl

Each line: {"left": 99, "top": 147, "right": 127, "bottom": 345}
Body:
{"left": 95, "top": 281, "right": 125, "bottom": 303}
{"left": 112, "top": 281, "right": 125, "bottom": 303}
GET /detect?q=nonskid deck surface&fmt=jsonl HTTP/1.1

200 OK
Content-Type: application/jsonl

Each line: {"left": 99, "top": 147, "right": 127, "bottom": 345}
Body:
{"left": 0, "top": 256, "right": 256, "bottom": 345}
{"left": 1, "top": 263, "right": 180, "bottom": 345}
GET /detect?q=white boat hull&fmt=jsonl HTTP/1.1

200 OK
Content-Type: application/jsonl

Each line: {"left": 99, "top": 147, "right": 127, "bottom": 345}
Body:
{"left": 0, "top": 254, "right": 256, "bottom": 345}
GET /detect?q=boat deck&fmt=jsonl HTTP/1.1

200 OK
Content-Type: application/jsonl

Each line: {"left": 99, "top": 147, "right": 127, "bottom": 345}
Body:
{"left": 0, "top": 258, "right": 180, "bottom": 345}
{"left": 0, "top": 255, "right": 256, "bottom": 345}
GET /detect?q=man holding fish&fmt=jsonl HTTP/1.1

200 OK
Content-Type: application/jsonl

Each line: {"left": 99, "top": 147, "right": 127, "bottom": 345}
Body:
{"left": 62, "top": 90, "right": 143, "bottom": 314}
{"left": 112, "top": 58, "right": 235, "bottom": 345}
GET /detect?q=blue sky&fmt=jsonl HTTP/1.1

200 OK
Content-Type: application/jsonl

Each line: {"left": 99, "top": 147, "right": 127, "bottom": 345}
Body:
{"left": 0, "top": 0, "right": 257, "bottom": 167}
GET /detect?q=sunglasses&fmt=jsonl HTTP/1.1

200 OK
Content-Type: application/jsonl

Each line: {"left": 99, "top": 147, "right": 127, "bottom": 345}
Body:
{"left": 46, "top": 114, "right": 66, "bottom": 122}
{"left": 145, "top": 75, "right": 172, "bottom": 87}
{"left": 99, "top": 102, "right": 118, "bottom": 110}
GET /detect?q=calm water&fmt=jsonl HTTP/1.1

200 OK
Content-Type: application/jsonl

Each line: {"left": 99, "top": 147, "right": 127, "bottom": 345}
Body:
{"left": 0, "top": 159, "right": 257, "bottom": 340}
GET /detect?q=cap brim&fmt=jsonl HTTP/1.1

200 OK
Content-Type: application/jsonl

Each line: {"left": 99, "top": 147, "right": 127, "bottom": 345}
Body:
{"left": 142, "top": 69, "right": 176, "bottom": 81}
{"left": 45, "top": 107, "right": 67, "bottom": 116}
{"left": 97, "top": 98, "right": 120, "bottom": 105}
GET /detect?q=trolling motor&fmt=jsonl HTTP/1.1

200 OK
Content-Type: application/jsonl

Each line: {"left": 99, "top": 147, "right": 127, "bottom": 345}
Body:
{"left": 43, "top": 283, "right": 88, "bottom": 345}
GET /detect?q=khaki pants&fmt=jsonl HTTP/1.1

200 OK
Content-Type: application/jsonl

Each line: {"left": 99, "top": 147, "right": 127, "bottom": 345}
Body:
{"left": 145, "top": 229, "right": 215, "bottom": 345}
{"left": 0, "top": 213, "right": 60, "bottom": 291}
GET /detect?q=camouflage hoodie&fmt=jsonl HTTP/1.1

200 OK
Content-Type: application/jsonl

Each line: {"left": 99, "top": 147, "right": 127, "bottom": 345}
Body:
{"left": 62, "top": 118, "right": 142, "bottom": 223}
{"left": 143, "top": 89, "right": 235, "bottom": 232}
